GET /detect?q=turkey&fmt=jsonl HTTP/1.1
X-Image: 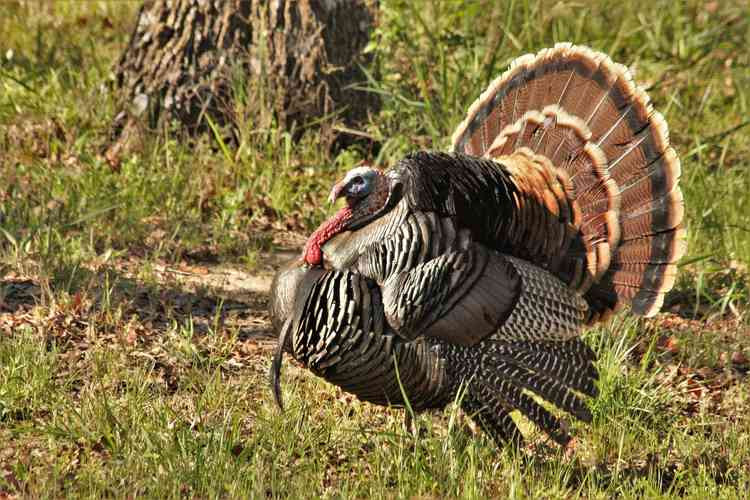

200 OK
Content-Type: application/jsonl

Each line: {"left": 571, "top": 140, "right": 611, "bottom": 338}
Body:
{"left": 270, "top": 43, "right": 685, "bottom": 446}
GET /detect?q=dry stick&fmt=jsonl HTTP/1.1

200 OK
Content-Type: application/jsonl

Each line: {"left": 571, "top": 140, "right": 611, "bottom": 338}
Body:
{"left": 704, "top": 119, "right": 750, "bottom": 144}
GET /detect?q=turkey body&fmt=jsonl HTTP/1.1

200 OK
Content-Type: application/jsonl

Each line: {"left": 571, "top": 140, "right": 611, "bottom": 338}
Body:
{"left": 270, "top": 44, "right": 685, "bottom": 446}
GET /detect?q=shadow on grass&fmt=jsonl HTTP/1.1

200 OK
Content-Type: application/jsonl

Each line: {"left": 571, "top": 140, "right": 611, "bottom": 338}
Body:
{"left": 1, "top": 258, "right": 284, "bottom": 401}
{"left": 1, "top": 254, "right": 283, "bottom": 344}
{"left": 2, "top": 268, "right": 274, "bottom": 337}
{"left": 109, "top": 268, "right": 274, "bottom": 341}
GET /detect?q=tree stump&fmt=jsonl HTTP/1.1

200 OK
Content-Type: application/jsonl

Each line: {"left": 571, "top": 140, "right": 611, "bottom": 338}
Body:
{"left": 106, "top": 0, "right": 378, "bottom": 164}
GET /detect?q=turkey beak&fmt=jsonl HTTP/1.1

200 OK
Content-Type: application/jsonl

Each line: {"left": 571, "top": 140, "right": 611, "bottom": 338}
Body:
{"left": 328, "top": 180, "right": 346, "bottom": 204}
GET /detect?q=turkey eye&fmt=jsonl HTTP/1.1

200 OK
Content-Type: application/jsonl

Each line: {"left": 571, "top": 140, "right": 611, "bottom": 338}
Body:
{"left": 352, "top": 175, "right": 364, "bottom": 186}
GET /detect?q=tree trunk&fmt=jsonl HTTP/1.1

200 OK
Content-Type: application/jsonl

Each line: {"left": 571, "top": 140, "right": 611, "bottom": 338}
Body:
{"left": 106, "top": 0, "right": 378, "bottom": 165}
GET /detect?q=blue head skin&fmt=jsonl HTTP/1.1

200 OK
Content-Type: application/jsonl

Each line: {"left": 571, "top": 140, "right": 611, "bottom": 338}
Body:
{"left": 328, "top": 166, "right": 381, "bottom": 204}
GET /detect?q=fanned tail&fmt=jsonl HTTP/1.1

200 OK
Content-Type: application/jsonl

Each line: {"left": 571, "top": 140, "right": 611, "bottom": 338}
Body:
{"left": 452, "top": 43, "right": 685, "bottom": 320}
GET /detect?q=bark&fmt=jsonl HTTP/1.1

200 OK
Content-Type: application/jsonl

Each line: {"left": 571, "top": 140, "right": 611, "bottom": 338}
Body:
{"left": 106, "top": 0, "right": 378, "bottom": 164}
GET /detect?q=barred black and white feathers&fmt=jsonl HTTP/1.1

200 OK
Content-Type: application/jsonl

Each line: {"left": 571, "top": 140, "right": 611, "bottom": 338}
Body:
{"left": 270, "top": 44, "right": 685, "bottom": 446}
{"left": 270, "top": 259, "right": 451, "bottom": 412}
{"left": 271, "top": 256, "right": 597, "bottom": 445}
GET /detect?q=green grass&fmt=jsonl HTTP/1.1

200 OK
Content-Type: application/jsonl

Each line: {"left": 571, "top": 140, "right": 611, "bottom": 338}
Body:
{"left": 1, "top": 0, "right": 749, "bottom": 497}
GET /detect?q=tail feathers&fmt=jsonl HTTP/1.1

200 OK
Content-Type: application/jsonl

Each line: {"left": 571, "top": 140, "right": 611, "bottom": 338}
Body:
{"left": 482, "top": 378, "right": 573, "bottom": 446}
{"left": 479, "top": 361, "right": 593, "bottom": 423}
{"left": 486, "top": 338, "right": 599, "bottom": 396}
{"left": 452, "top": 43, "right": 685, "bottom": 320}
{"left": 462, "top": 390, "right": 523, "bottom": 446}
{"left": 464, "top": 338, "right": 598, "bottom": 446}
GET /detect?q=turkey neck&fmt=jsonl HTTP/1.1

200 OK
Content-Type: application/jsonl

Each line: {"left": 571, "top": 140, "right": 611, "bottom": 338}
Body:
{"left": 321, "top": 199, "right": 410, "bottom": 270}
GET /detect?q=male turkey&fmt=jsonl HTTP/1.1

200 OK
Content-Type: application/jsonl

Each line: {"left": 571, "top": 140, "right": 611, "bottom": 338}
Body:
{"left": 270, "top": 43, "right": 685, "bottom": 446}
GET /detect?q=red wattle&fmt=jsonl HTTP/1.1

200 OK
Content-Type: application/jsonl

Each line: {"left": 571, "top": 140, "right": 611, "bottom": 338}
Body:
{"left": 303, "top": 206, "right": 352, "bottom": 266}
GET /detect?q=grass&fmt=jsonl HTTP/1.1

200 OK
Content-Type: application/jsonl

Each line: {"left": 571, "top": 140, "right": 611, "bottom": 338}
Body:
{"left": 1, "top": 0, "right": 749, "bottom": 497}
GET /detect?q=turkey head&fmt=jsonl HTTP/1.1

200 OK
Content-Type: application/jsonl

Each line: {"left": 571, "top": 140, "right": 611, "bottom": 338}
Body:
{"left": 303, "top": 165, "right": 400, "bottom": 266}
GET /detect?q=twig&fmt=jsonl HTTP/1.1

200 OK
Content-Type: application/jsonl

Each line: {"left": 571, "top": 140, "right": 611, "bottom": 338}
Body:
{"left": 704, "top": 119, "right": 750, "bottom": 144}
{"left": 331, "top": 125, "right": 377, "bottom": 141}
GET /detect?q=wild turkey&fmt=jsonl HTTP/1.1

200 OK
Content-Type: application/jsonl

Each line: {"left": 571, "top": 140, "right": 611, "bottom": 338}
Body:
{"left": 270, "top": 43, "right": 685, "bottom": 446}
